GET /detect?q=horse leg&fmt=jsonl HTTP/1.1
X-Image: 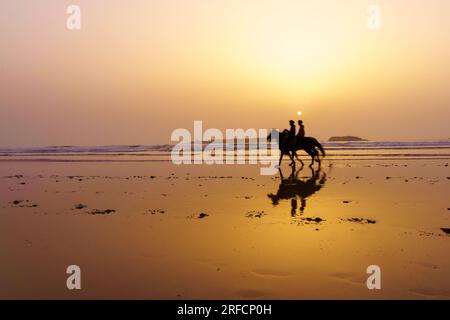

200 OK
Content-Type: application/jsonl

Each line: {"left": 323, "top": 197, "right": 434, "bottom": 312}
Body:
{"left": 293, "top": 151, "right": 304, "bottom": 167}
{"left": 288, "top": 151, "right": 295, "bottom": 167}
{"left": 278, "top": 152, "right": 284, "bottom": 167}
{"left": 289, "top": 152, "right": 296, "bottom": 167}
{"left": 309, "top": 151, "right": 315, "bottom": 167}
{"left": 311, "top": 149, "right": 320, "bottom": 166}
{"left": 278, "top": 168, "right": 284, "bottom": 180}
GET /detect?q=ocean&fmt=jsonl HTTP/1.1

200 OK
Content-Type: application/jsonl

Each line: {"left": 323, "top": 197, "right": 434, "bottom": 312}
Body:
{"left": 0, "top": 140, "right": 449, "bottom": 162}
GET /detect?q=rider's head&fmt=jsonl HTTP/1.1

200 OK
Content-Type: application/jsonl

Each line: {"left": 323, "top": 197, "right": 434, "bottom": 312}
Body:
{"left": 298, "top": 120, "right": 303, "bottom": 125}
{"left": 289, "top": 120, "right": 295, "bottom": 125}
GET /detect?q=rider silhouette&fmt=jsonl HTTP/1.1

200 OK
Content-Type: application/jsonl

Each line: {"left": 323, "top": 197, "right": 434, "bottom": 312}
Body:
{"left": 282, "top": 120, "right": 296, "bottom": 146}
{"left": 297, "top": 120, "right": 305, "bottom": 139}
{"left": 289, "top": 120, "right": 296, "bottom": 139}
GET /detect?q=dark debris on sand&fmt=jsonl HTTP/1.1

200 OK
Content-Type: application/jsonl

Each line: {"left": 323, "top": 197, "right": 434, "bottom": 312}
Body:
{"left": 342, "top": 217, "right": 376, "bottom": 224}
{"left": 293, "top": 217, "right": 325, "bottom": 226}
{"left": 246, "top": 210, "right": 266, "bottom": 218}
{"left": 4, "top": 175, "right": 25, "bottom": 179}
{"left": 419, "top": 230, "right": 448, "bottom": 237}
{"left": 186, "top": 212, "right": 209, "bottom": 219}
{"left": 10, "top": 200, "right": 38, "bottom": 208}
{"left": 146, "top": 209, "right": 165, "bottom": 215}
{"left": 74, "top": 204, "right": 87, "bottom": 210}
{"left": 236, "top": 196, "right": 254, "bottom": 200}
{"left": 87, "top": 209, "right": 116, "bottom": 215}
{"left": 304, "top": 217, "right": 325, "bottom": 223}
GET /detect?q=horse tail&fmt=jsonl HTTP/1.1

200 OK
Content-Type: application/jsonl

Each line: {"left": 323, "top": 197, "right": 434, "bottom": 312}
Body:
{"left": 316, "top": 141, "right": 326, "bottom": 157}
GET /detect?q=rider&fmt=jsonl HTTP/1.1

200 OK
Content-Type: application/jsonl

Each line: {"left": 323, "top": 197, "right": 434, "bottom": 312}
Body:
{"left": 289, "top": 120, "right": 296, "bottom": 139}
{"left": 297, "top": 120, "right": 305, "bottom": 141}
{"left": 281, "top": 120, "right": 299, "bottom": 147}
{"left": 287, "top": 120, "right": 297, "bottom": 146}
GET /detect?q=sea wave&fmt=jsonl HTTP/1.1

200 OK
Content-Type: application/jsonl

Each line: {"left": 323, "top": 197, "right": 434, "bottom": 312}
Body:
{"left": 0, "top": 140, "right": 450, "bottom": 162}
{"left": 0, "top": 140, "right": 449, "bottom": 155}
{"left": 0, "top": 144, "right": 173, "bottom": 154}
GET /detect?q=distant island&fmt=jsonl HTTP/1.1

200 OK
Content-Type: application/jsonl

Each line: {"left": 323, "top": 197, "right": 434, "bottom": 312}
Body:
{"left": 328, "top": 136, "right": 368, "bottom": 142}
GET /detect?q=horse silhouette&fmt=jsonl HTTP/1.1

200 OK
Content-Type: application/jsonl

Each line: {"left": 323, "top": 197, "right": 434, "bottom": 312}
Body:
{"left": 267, "top": 129, "right": 325, "bottom": 168}
{"left": 267, "top": 166, "right": 326, "bottom": 216}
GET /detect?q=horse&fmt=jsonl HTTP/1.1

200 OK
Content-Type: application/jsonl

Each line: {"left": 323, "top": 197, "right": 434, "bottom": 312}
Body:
{"left": 267, "top": 129, "right": 326, "bottom": 167}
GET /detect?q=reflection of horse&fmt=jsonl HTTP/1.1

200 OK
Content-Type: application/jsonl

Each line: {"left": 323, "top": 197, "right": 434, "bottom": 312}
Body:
{"left": 267, "top": 166, "right": 327, "bottom": 216}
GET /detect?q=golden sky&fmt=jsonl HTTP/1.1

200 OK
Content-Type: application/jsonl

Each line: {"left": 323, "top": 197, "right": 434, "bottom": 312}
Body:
{"left": 0, "top": 0, "right": 449, "bottom": 146}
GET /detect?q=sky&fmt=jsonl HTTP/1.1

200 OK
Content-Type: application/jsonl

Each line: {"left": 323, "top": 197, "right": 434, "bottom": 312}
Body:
{"left": 0, "top": 0, "right": 449, "bottom": 146}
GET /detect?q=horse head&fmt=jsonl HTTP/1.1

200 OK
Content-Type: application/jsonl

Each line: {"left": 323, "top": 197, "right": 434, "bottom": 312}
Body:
{"left": 267, "top": 129, "right": 281, "bottom": 142}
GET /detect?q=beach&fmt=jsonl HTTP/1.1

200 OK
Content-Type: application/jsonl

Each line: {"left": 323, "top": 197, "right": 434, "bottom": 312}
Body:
{"left": 0, "top": 142, "right": 449, "bottom": 299}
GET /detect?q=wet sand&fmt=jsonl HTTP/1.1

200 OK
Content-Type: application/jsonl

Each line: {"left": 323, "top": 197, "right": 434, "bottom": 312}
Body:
{"left": 0, "top": 160, "right": 449, "bottom": 299}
